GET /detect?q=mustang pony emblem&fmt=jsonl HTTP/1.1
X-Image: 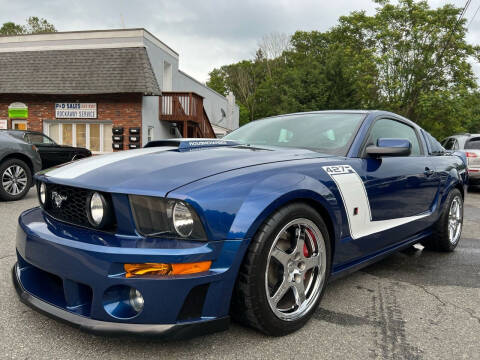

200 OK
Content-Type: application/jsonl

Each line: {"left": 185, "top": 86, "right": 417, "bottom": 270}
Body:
{"left": 51, "top": 191, "right": 67, "bottom": 208}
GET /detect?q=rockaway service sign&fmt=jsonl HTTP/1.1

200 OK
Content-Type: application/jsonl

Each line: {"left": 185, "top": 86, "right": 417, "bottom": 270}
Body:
{"left": 55, "top": 103, "right": 97, "bottom": 119}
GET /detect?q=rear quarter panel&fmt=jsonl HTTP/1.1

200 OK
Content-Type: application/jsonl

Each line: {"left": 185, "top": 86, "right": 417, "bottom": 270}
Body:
{"left": 431, "top": 153, "right": 467, "bottom": 201}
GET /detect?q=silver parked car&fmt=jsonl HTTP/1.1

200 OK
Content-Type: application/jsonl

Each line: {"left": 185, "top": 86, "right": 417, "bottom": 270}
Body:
{"left": 0, "top": 132, "right": 42, "bottom": 201}
{"left": 442, "top": 134, "right": 480, "bottom": 186}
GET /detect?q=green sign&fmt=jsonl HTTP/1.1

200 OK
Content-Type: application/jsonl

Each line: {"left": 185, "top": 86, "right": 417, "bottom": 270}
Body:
{"left": 8, "top": 108, "right": 28, "bottom": 118}
{"left": 8, "top": 102, "right": 28, "bottom": 119}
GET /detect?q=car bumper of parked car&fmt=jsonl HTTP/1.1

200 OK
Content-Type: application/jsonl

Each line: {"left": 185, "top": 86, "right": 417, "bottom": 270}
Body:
{"left": 468, "top": 169, "right": 480, "bottom": 185}
{"left": 13, "top": 207, "right": 246, "bottom": 338}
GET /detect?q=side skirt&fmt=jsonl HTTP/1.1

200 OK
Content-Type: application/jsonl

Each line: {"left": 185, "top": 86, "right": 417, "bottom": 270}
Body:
{"left": 328, "top": 229, "right": 432, "bottom": 282}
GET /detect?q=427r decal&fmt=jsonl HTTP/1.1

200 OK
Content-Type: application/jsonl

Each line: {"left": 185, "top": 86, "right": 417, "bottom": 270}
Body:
{"left": 322, "top": 164, "right": 429, "bottom": 239}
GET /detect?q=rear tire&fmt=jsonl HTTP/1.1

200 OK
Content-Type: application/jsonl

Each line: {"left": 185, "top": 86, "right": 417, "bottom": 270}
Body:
{"left": 0, "top": 159, "right": 32, "bottom": 201}
{"left": 422, "top": 188, "right": 463, "bottom": 252}
{"left": 231, "top": 203, "right": 331, "bottom": 336}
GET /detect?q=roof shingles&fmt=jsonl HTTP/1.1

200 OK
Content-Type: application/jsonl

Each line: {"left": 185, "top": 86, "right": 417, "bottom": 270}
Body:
{"left": 0, "top": 47, "right": 161, "bottom": 95}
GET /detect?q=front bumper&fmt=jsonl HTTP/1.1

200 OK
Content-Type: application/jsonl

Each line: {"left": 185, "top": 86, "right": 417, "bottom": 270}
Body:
{"left": 13, "top": 207, "right": 246, "bottom": 338}
{"left": 12, "top": 264, "right": 229, "bottom": 338}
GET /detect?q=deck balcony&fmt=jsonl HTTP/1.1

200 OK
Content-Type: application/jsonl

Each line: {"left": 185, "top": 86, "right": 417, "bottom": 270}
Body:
{"left": 160, "top": 92, "right": 216, "bottom": 138}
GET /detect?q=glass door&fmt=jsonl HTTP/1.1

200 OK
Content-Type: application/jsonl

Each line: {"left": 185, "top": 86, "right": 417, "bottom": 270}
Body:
{"left": 12, "top": 120, "right": 27, "bottom": 130}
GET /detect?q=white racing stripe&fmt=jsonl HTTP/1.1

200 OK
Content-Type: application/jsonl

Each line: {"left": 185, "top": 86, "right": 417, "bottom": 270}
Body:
{"left": 323, "top": 165, "right": 429, "bottom": 240}
{"left": 46, "top": 147, "right": 177, "bottom": 179}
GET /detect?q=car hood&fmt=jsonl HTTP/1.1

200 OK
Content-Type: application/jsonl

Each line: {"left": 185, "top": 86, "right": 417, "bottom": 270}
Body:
{"left": 39, "top": 144, "right": 330, "bottom": 196}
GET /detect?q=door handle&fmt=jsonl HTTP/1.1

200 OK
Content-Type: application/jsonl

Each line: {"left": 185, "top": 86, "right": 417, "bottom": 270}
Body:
{"left": 424, "top": 167, "right": 435, "bottom": 177}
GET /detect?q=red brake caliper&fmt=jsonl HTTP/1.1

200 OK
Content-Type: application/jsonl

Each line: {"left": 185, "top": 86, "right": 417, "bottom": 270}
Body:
{"left": 303, "top": 242, "right": 310, "bottom": 258}
{"left": 304, "top": 228, "right": 317, "bottom": 257}
{"left": 304, "top": 228, "right": 317, "bottom": 280}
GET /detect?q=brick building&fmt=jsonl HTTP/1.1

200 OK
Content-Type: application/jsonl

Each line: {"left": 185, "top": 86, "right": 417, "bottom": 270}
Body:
{"left": 0, "top": 29, "right": 239, "bottom": 153}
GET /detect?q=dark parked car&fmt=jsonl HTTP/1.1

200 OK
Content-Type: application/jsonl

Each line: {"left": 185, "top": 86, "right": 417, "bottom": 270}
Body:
{"left": 0, "top": 132, "right": 42, "bottom": 201}
{"left": 3, "top": 130, "right": 92, "bottom": 169}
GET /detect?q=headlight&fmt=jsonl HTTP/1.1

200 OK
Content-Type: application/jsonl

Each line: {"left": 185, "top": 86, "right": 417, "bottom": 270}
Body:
{"left": 172, "top": 202, "right": 194, "bottom": 237}
{"left": 129, "top": 195, "right": 206, "bottom": 240}
{"left": 38, "top": 182, "right": 46, "bottom": 205}
{"left": 87, "top": 192, "right": 113, "bottom": 228}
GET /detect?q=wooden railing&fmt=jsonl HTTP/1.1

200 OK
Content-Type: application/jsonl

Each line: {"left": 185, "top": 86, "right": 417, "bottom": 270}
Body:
{"left": 160, "top": 92, "right": 203, "bottom": 121}
{"left": 160, "top": 92, "right": 215, "bottom": 138}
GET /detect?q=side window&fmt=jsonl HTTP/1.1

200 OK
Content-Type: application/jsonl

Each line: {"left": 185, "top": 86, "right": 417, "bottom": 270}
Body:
{"left": 367, "top": 119, "right": 421, "bottom": 156}
{"left": 424, "top": 131, "right": 445, "bottom": 154}
{"left": 27, "top": 133, "right": 54, "bottom": 144}
{"left": 443, "top": 138, "right": 455, "bottom": 150}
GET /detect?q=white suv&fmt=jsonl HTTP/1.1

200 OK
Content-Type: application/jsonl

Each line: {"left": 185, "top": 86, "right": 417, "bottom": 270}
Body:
{"left": 442, "top": 134, "right": 480, "bottom": 186}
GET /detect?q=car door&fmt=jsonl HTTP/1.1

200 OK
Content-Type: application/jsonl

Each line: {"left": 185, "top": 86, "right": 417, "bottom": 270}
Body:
{"left": 357, "top": 118, "right": 440, "bottom": 247}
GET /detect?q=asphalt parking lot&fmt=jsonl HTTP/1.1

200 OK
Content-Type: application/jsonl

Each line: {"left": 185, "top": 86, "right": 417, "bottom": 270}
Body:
{"left": 1, "top": 189, "right": 479, "bottom": 359}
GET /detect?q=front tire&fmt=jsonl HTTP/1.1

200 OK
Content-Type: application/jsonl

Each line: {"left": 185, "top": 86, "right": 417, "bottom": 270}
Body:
{"left": 422, "top": 188, "right": 463, "bottom": 252}
{"left": 0, "top": 159, "right": 32, "bottom": 201}
{"left": 232, "top": 203, "right": 331, "bottom": 336}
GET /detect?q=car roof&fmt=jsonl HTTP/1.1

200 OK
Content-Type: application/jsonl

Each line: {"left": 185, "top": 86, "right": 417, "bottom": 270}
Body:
{"left": 1, "top": 129, "right": 44, "bottom": 135}
{"left": 447, "top": 133, "right": 480, "bottom": 138}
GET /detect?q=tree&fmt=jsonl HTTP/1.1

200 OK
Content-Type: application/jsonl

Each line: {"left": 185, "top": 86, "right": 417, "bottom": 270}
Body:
{"left": 333, "top": 0, "right": 480, "bottom": 136}
{"left": 207, "top": 60, "right": 264, "bottom": 123}
{"left": 0, "top": 22, "right": 24, "bottom": 36}
{"left": 258, "top": 32, "right": 291, "bottom": 61}
{"left": 207, "top": 0, "right": 480, "bottom": 139}
{"left": 206, "top": 68, "right": 227, "bottom": 96}
{"left": 257, "top": 32, "right": 291, "bottom": 79}
{"left": 0, "top": 16, "right": 56, "bottom": 36}
{"left": 25, "top": 16, "right": 56, "bottom": 34}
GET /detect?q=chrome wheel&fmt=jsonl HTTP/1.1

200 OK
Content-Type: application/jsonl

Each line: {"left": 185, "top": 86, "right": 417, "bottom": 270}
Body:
{"left": 2, "top": 165, "right": 28, "bottom": 196}
{"left": 448, "top": 195, "right": 462, "bottom": 244}
{"left": 265, "top": 218, "right": 326, "bottom": 321}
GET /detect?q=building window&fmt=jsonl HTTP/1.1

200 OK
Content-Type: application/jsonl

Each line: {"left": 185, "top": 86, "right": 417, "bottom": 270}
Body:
{"left": 147, "top": 126, "right": 154, "bottom": 142}
{"left": 12, "top": 120, "right": 28, "bottom": 130}
{"left": 76, "top": 124, "right": 87, "bottom": 148}
{"left": 44, "top": 122, "right": 113, "bottom": 153}
{"left": 163, "top": 61, "right": 172, "bottom": 91}
{"left": 62, "top": 124, "right": 73, "bottom": 145}
{"left": 90, "top": 123, "right": 100, "bottom": 151}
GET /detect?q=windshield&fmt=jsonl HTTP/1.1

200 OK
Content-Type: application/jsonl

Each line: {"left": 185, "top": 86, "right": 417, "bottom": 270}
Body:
{"left": 224, "top": 113, "right": 365, "bottom": 155}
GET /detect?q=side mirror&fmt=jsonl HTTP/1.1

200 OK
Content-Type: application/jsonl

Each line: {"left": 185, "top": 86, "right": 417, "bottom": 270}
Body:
{"left": 366, "top": 138, "right": 411, "bottom": 157}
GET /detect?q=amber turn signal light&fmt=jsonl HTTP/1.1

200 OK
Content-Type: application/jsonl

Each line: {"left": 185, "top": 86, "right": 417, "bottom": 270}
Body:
{"left": 124, "top": 261, "right": 212, "bottom": 278}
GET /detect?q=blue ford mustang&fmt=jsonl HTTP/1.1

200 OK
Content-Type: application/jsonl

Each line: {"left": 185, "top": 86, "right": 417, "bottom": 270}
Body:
{"left": 13, "top": 111, "right": 467, "bottom": 338}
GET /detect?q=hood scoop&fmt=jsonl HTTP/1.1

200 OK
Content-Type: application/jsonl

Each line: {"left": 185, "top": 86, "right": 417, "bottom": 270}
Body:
{"left": 144, "top": 138, "right": 240, "bottom": 152}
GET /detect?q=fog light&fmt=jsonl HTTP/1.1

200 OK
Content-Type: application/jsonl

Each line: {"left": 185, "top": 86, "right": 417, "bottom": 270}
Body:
{"left": 129, "top": 288, "right": 144, "bottom": 313}
{"left": 89, "top": 192, "right": 104, "bottom": 226}
{"left": 124, "top": 261, "right": 212, "bottom": 278}
{"left": 103, "top": 285, "right": 143, "bottom": 319}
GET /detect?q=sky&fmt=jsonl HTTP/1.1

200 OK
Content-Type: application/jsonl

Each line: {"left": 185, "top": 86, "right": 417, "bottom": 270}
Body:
{"left": 0, "top": 0, "right": 479, "bottom": 83}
